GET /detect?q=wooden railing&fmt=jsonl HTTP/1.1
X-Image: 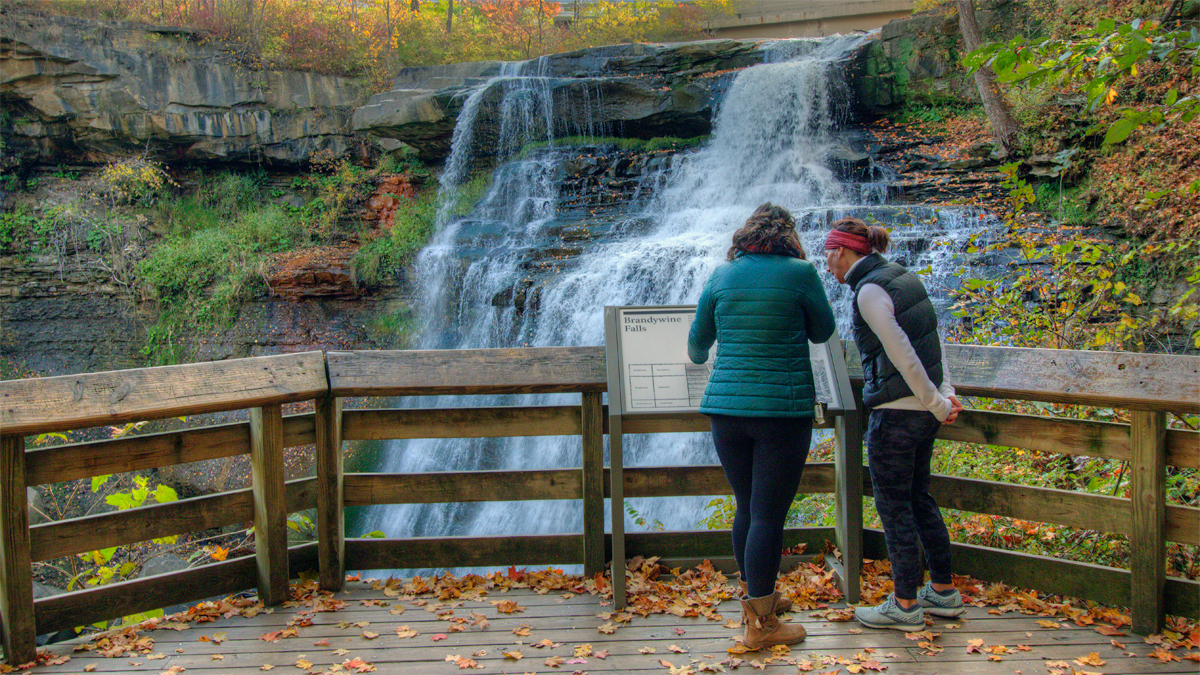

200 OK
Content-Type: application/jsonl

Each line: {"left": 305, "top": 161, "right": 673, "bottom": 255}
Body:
{"left": 0, "top": 344, "right": 1196, "bottom": 664}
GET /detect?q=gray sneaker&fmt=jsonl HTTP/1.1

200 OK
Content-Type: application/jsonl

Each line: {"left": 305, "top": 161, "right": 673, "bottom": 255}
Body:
{"left": 854, "top": 594, "right": 925, "bottom": 632}
{"left": 917, "top": 582, "right": 966, "bottom": 618}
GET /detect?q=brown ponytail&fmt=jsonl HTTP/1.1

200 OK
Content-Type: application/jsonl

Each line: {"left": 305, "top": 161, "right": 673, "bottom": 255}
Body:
{"left": 830, "top": 217, "right": 890, "bottom": 254}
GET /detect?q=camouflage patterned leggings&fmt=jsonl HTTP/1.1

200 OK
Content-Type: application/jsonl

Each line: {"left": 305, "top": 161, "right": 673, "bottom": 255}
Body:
{"left": 866, "top": 408, "right": 954, "bottom": 600}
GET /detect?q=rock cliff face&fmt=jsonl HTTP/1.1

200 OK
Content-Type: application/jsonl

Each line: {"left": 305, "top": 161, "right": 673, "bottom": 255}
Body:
{"left": 0, "top": 11, "right": 368, "bottom": 172}
{"left": 353, "top": 40, "right": 770, "bottom": 162}
{"left": 851, "top": 0, "right": 1018, "bottom": 115}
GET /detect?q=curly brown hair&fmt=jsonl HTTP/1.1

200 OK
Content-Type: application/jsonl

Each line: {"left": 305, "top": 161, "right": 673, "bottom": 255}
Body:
{"left": 727, "top": 202, "right": 806, "bottom": 262}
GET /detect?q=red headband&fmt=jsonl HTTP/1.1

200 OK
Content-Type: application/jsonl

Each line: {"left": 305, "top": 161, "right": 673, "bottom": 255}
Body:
{"left": 824, "top": 230, "right": 872, "bottom": 255}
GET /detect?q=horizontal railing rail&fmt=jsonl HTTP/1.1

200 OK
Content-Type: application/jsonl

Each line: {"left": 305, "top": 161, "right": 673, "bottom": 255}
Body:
{"left": 0, "top": 344, "right": 1195, "bottom": 664}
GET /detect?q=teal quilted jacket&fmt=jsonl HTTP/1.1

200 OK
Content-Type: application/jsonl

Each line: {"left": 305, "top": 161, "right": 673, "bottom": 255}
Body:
{"left": 687, "top": 252, "right": 836, "bottom": 417}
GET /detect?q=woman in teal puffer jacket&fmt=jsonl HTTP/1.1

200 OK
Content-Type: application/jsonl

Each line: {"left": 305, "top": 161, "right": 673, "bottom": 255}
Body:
{"left": 687, "top": 202, "right": 836, "bottom": 650}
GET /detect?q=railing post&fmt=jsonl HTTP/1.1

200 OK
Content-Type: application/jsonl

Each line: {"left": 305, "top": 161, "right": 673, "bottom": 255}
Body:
{"left": 834, "top": 398, "right": 864, "bottom": 604}
{"left": 1129, "top": 409, "right": 1166, "bottom": 634}
{"left": 316, "top": 395, "right": 344, "bottom": 592}
{"left": 581, "top": 392, "right": 604, "bottom": 577}
{"left": 0, "top": 435, "right": 36, "bottom": 665}
{"left": 250, "top": 404, "right": 288, "bottom": 605}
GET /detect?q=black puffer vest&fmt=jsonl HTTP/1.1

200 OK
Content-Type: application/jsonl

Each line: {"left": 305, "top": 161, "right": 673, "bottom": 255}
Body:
{"left": 847, "top": 253, "right": 943, "bottom": 408}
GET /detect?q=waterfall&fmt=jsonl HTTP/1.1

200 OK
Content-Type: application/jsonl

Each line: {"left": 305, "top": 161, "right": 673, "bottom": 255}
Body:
{"left": 357, "top": 36, "right": 996, "bottom": 570}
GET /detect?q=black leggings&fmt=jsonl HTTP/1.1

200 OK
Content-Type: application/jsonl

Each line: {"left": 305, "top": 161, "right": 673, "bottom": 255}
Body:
{"left": 709, "top": 414, "right": 812, "bottom": 598}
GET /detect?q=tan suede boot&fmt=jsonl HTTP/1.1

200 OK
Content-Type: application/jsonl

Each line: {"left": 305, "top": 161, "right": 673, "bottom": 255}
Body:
{"left": 737, "top": 577, "right": 793, "bottom": 616}
{"left": 740, "top": 595, "right": 807, "bottom": 650}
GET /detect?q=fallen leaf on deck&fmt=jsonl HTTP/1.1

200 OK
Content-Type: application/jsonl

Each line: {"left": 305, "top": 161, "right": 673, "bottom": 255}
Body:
{"left": 638, "top": 646, "right": 657, "bottom": 654}
{"left": 503, "top": 650, "right": 524, "bottom": 660}
{"left": 574, "top": 644, "right": 593, "bottom": 658}
{"left": 295, "top": 658, "right": 313, "bottom": 669}
{"left": 343, "top": 658, "right": 377, "bottom": 672}
{"left": 431, "top": 634, "right": 448, "bottom": 641}
{"left": 1095, "top": 625, "right": 1126, "bottom": 636}
{"left": 1073, "top": 652, "right": 1106, "bottom": 666}
{"left": 260, "top": 665, "right": 274, "bottom": 672}
{"left": 659, "top": 659, "right": 695, "bottom": 675}
{"left": 1148, "top": 648, "right": 1180, "bottom": 662}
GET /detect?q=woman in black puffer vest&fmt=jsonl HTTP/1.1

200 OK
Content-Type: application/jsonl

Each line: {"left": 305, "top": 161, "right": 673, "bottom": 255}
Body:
{"left": 823, "top": 217, "right": 966, "bottom": 633}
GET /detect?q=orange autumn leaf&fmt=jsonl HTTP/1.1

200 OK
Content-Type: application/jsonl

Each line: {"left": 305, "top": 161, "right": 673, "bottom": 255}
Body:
{"left": 1073, "top": 652, "right": 1106, "bottom": 667}
{"left": 1148, "top": 648, "right": 1180, "bottom": 663}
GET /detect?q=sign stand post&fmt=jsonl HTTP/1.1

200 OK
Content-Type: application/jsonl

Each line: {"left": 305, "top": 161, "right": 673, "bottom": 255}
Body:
{"left": 603, "top": 305, "right": 859, "bottom": 609}
{"left": 603, "top": 306, "right": 627, "bottom": 608}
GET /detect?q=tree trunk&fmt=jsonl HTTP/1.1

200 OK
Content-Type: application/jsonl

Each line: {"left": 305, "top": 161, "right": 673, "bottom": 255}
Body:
{"left": 956, "top": 0, "right": 1021, "bottom": 157}
{"left": 410, "top": 0, "right": 419, "bottom": 11}
{"left": 446, "top": 0, "right": 453, "bottom": 34}
{"left": 1162, "top": 0, "right": 1184, "bottom": 23}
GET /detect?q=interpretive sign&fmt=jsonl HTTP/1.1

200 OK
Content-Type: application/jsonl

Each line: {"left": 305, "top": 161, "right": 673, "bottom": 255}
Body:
{"left": 603, "top": 305, "right": 849, "bottom": 416}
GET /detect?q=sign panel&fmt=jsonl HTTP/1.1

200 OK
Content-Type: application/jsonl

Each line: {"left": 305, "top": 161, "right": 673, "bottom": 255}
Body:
{"left": 605, "top": 305, "right": 847, "bottom": 415}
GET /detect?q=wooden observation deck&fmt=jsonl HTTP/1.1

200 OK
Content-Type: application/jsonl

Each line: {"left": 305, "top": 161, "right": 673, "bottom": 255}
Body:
{"left": 0, "top": 344, "right": 1196, "bottom": 671}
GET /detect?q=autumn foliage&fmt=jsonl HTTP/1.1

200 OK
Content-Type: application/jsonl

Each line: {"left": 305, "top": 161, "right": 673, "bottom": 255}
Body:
{"left": 17, "top": 0, "right": 737, "bottom": 91}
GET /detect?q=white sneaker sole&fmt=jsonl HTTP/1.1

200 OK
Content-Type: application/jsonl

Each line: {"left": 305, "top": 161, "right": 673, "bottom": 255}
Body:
{"left": 923, "top": 605, "right": 966, "bottom": 618}
{"left": 854, "top": 612, "right": 925, "bottom": 632}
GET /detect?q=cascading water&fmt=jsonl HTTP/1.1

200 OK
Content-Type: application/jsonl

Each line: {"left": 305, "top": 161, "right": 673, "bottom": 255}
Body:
{"left": 357, "top": 36, "right": 997, "bottom": 569}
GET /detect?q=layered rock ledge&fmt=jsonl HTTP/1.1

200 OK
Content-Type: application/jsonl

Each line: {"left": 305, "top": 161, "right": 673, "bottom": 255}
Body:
{"left": 0, "top": 11, "right": 368, "bottom": 169}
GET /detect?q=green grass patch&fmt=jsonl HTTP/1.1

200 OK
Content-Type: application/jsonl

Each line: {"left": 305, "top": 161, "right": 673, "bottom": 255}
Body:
{"left": 139, "top": 198, "right": 309, "bottom": 364}
{"left": 1034, "top": 182, "right": 1093, "bottom": 227}
{"left": 515, "top": 135, "right": 710, "bottom": 160}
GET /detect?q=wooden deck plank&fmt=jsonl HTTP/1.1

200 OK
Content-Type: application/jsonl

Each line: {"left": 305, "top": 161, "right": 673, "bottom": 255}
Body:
{"left": 28, "top": 587, "right": 1197, "bottom": 675}
{"left": 844, "top": 343, "right": 1200, "bottom": 413}
{"left": 24, "top": 414, "right": 315, "bottom": 488}
{"left": 326, "top": 347, "right": 608, "bottom": 397}
{"left": 0, "top": 351, "right": 327, "bottom": 437}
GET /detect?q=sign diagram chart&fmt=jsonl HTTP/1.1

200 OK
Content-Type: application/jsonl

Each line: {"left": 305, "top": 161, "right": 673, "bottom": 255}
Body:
{"left": 617, "top": 308, "right": 711, "bottom": 410}
{"left": 606, "top": 305, "right": 847, "bottom": 415}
